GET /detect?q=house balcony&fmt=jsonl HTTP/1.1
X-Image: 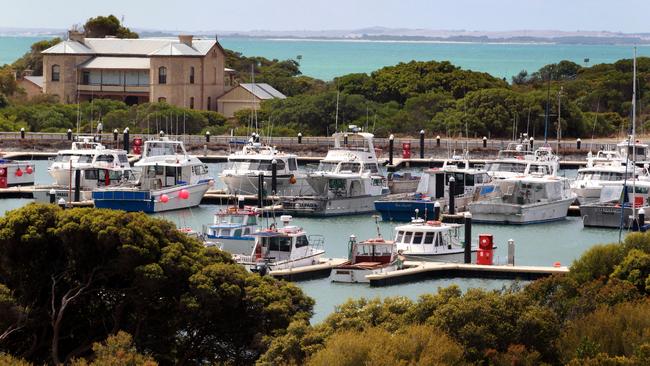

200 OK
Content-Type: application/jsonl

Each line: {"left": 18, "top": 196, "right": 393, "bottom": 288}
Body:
{"left": 77, "top": 84, "right": 150, "bottom": 94}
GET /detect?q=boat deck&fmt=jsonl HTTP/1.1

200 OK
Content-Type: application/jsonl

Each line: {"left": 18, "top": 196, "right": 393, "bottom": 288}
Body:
{"left": 269, "top": 257, "right": 347, "bottom": 281}
{"left": 366, "top": 260, "right": 569, "bottom": 286}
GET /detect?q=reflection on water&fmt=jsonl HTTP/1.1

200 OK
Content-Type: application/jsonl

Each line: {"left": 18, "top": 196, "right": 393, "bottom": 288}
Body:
{"left": 0, "top": 160, "right": 623, "bottom": 323}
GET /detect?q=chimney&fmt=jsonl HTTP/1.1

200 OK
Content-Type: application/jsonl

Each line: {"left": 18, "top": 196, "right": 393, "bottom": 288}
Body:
{"left": 68, "top": 29, "right": 85, "bottom": 44}
{"left": 178, "top": 35, "right": 193, "bottom": 47}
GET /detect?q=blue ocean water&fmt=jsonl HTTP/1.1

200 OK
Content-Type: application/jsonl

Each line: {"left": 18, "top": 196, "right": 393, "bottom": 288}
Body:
{"left": 2, "top": 35, "right": 650, "bottom": 80}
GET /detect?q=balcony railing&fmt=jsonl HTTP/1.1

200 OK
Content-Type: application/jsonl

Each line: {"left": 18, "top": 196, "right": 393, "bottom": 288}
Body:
{"left": 78, "top": 84, "right": 149, "bottom": 94}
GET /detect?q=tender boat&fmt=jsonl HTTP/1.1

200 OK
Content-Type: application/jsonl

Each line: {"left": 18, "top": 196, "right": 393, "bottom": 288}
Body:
{"left": 393, "top": 219, "right": 478, "bottom": 262}
{"left": 234, "top": 215, "right": 325, "bottom": 272}
{"left": 580, "top": 180, "right": 650, "bottom": 228}
{"left": 203, "top": 205, "right": 259, "bottom": 256}
{"left": 330, "top": 234, "right": 399, "bottom": 283}
{"left": 485, "top": 144, "right": 559, "bottom": 179}
{"left": 220, "top": 142, "right": 314, "bottom": 196}
{"left": 469, "top": 175, "right": 575, "bottom": 224}
{"left": 92, "top": 137, "right": 213, "bottom": 213}
{"left": 374, "top": 155, "right": 492, "bottom": 221}
{"left": 281, "top": 126, "right": 389, "bottom": 216}
{"left": 0, "top": 158, "right": 35, "bottom": 188}
{"left": 570, "top": 149, "right": 643, "bottom": 204}
{"left": 387, "top": 172, "right": 421, "bottom": 194}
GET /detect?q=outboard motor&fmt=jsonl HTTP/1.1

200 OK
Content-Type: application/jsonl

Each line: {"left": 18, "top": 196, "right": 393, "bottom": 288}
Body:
{"left": 253, "top": 262, "right": 269, "bottom": 276}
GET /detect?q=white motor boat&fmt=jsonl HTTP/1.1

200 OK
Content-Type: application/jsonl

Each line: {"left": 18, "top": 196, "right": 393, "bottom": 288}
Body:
{"left": 281, "top": 126, "right": 389, "bottom": 216}
{"left": 616, "top": 137, "right": 650, "bottom": 164}
{"left": 570, "top": 149, "right": 644, "bottom": 204}
{"left": 203, "top": 205, "right": 259, "bottom": 256}
{"left": 393, "top": 219, "right": 477, "bottom": 262}
{"left": 234, "top": 215, "right": 325, "bottom": 272}
{"left": 469, "top": 175, "right": 575, "bottom": 224}
{"left": 485, "top": 144, "right": 559, "bottom": 180}
{"left": 220, "top": 142, "right": 314, "bottom": 196}
{"left": 580, "top": 180, "right": 650, "bottom": 228}
{"left": 0, "top": 158, "right": 35, "bottom": 188}
{"left": 92, "top": 137, "right": 213, "bottom": 213}
{"left": 330, "top": 234, "right": 399, "bottom": 283}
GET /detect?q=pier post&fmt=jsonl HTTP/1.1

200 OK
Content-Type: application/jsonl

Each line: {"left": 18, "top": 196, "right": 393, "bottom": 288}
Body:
{"left": 271, "top": 159, "right": 278, "bottom": 194}
{"left": 344, "top": 133, "right": 348, "bottom": 145}
{"left": 529, "top": 137, "right": 534, "bottom": 150}
{"left": 58, "top": 198, "right": 66, "bottom": 209}
{"left": 483, "top": 136, "right": 487, "bottom": 148}
{"left": 448, "top": 176, "right": 456, "bottom": 215}
{"left": 74, "top": 169, "right": 81, "bottom": 202}
{"left": 419, "top": 130, "right": 425, "bottom": 159}
{"left": 464, "top": 212, "right": 472, "bottom": 264}
{"left": 20, "top": 127, "right": 25, "bottom": 139}
{"left": 576, "top": 138, "right": 581, "bottom": 150}
{"left": 388, "top": 134, "right": 394, "bottom": 166}
{"left": 298, "top": 132, "right": 302, "bottom": 144}
{"left": 67, "top": 129, "right": 72, "bottom": 141}
{"left": 507, "top": 239, "right": 515, "bottom": 265}
{"left": 436, "top": 135, "right": 440, "bottom": 147}
{"left": 123, "top": 128, "right": 129, "bottom": 152}
{"left": 238, "top": 195, "right": 245, "bottom": 209}
{"left": 434, "top": 201, "right": 441, "bottom": 221}
{"left": 113, "top": 129, "right": 118, "bottom": 145}
{"left": 257, "top": 173, "right": 264, "bottom": 208}
{"left": 49, "top": 188, "right": 56, "bottom": 204}
{"left": 205, "top": 131, "right": 210, "bottom": 143}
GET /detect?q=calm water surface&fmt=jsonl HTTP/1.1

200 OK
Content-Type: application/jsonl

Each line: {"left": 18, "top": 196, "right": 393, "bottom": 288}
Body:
{"left": 0, "top": 159, "right": 623, "bottom": 322}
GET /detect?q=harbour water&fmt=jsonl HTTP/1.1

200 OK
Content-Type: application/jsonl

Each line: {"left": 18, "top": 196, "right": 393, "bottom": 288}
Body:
{"left": 2, "top": 36, "right": 650, "bottom": 80}
{"left": 0, "top": 160, "right": 622, "bottom": 323}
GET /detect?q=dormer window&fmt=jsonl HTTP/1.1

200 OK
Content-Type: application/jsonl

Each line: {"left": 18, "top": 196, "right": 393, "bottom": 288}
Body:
{"left": 189, "top": 66, "right": 195, "bottom": 84}
{"left": 51, "top": 64, "right": 60, "bottom": 81}
{"left": 158, "top": 67, "right": 167, "bottom": 84}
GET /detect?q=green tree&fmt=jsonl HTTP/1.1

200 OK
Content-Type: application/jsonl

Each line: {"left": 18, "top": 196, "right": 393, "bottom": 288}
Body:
{"left": 11, "top": 37, "right": 62, "bottom": 75}
{"left": 0, "top": 67, "right": 18, "bottom": 96}
{"left": 84, "top": 15, "right": 138, "bottom": 39}
{"left": 0, "top": 204, "right": 312, "bottom": 365}
{"left": 71, "top": 332, "right": 157, "bottom": 366}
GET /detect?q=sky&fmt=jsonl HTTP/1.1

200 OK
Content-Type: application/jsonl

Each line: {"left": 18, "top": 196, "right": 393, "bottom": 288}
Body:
{"left": 2, "top": 0, "right": 649, "bottom": 33}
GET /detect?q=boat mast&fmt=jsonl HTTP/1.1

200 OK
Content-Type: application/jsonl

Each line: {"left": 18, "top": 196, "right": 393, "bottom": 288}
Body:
{"left": 632, "top": 47, "right": 637, "bottom": 223}
{"left": 335, "top": 90, "right": 340, "bottom": 132}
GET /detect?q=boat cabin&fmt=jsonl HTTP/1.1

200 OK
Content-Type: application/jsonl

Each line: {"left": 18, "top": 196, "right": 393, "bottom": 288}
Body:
{"left": 251, "top": 218, "right": 324, "bottom": 263}
{"left": 394, "top": 220, "right": 462, "bottom": 254}
{"left": 206, "top": 207, "right": 258, "bottom": 238}
{"left": 598, "top": 181, "right": 650, "bottom": 206}
{"left": 141, "top": 139, "right": 187, "bottom": 159}
{"left": 617, "top": 139, "right": 649, "bottom": 161}
{"left": 347, "top": 236, "right": 395, "bottom": 265}
{"left": 417, "top": 168, "right": 491, "bottom": 198}
{"left": 496, "top": 177, "right": 570, "bottom": 205}
{"left": 227, "top": 144, "right": 299, "bottom": 173}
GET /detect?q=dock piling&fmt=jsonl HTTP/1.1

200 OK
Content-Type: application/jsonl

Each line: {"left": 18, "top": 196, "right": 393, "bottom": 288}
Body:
{"left": 388, "top": 134, "right": 394, "bottom": 165}
{"left": 464, "top": 213, "right": 472, "bottom": 264}
{"left": 74, "top": 170, "right": 81, "bottom": 202}
{"left": 49, "top": 188, "right": 56, "bottom": 204}
{"left": 576, "top": 138, "right": 581, "bottom": 150}
{"left": 448, "top": 177, "right": 456, "bottom": 215}
{"left": 297, "top": 132, "right": 302, "bottom": 144}
{"left": 436, "top": 135, "right": 440, "bottom": 147}
{"left": 419, "top": 130, "right": 425, "bottom": 159}
{"left": 67, "top": 129, "right": 72, "bottom": 140}
{"left": 205, "top": 131, "right": 210, "bottom": 142}
{"left": 507, "top": 239, "right": 515, "bottom": 266}
{"left": 434, "top": 201, "right": 441, "bottom": 221}
{"left": 271, "top": 159, "right": 278, "bottom": 194}
{"left": 123, "top": 128, "right": 129, "bottom": 152}
{"left": 20, "top": 127, "right": 25, "bottom": 139}
{"left": 257, "top": 173, "right": 264, "bottom": 208}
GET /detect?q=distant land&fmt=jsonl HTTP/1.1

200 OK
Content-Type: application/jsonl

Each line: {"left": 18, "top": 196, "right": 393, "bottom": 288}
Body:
{"left": 2, "top": 26, "right": 650, "bottom": 45}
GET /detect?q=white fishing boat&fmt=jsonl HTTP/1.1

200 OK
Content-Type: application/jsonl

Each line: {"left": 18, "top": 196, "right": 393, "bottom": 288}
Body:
{"left": 92, "top": 137, "right": 213, "bottom": 213}
{"left": 387, "top": 172, "right": 420, "bottom": 194}
{"left": 203, "top": 205, "right": 259, "bottom": 256}
{"left": 469, "top": 175, "right": 575, "bottom": 224}
{"left": 234, "top": 215, "right": 325, "bottom": 272}
{"left": 485, "top": 144, "right": 559, "bottom": 179}
{"left": 281, "top": 126, "right": 389, "bottom": 216}
{"left": 570, "top": 149, "right": 644, "bottom": 204}
{"left": 0, "top": 158, "right": 35, "bottom": 188}
{"left": 616, "top": 137, "right": 649, "bottom": 163}
{"left": 393, "top": 219, "right": 478, "bottom": 262}
{"left": 330, "top": 235, "right": 399, "bottom": 283}
{"left": 580, "top": 180, "right": 650, "bottom": 228}
{"left": 220, "top": 142, "right": 314, "bottom": 196}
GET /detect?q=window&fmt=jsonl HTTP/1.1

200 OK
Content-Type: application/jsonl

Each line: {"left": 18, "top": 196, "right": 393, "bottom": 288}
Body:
{"left": 404, "top": 232, "right": 413, "bottom": 244}
{"left": 51, "top": 64, "right": 60, "bottom": 82}
{"left": 424, "top": 232, "right": 435, "bottom": 244}
{"left": 396, "top": 231, "right": 405, "bottom": 243}
{"left": 118, "top": 154, "right": 129, "bottom": 163}
{"left": 296, "top": 235, "right": 309, "bottom": 248}
{"left": 158, "top": 66, "right": 167, "bottom": 84}
{"left": 207, "top": 96, "right": 211, "bottom": 111}
{"left": 84, "top": 169, "right": 98, "bottom": 180}
{"left": 189, "top": 97, "right": 194, "bottom": 109}
{"left": 288, "top": 158, "right": 298, "bottom": 171}
{"left": 158, "top": 97, "right": 166, "bottom": 103}
{"left": 82, "top": 71, "right": 90, "bottom": 85}
{"left": 189, "top": 67, "right": 195, "bottom": 84}
{"left": 96, "top": 155, "right": 114, "bottom": 163}
{"left": 413, "top": 232, "right": 423, "bottom": 244}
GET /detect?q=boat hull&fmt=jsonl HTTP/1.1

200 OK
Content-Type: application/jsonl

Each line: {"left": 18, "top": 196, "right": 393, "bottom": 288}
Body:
{"left": 330, "top": 264, "right": 399, "bottom": 283}
{"left": 470, "top": 198, "right": 574, "bottom": 224}
{"left": 571, "top": 186, "right": 602, "bottom": 205}
{"left": 281, "top": 194, "right": 386, "bottom": 217}
{"left": 204, "top": 236, "right": 256, "bottom": 256}
{"left": 580, "top": 205, "right": 646, "bottom": 228}
{"left": 92, "top": 182, "right": 210, "bottom": 213}
{"left": 374, "top": 200, "right": 436, "bottom": 221}
{"left": 1, "top": 162, "right": 35, "bottom": 186}
{"left": 402, "top": 250, "right": 478, "bottom": 263}
{"left": 32, "top": 186, "right": 93, "bottom": 203}
{"left": 222, "top": 174, "right": 315, "bottom": 196}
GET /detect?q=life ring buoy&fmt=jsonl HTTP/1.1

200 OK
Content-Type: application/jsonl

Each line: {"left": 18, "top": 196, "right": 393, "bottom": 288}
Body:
{"left": 426, "top": 220, "right": 442, "bottom": 226}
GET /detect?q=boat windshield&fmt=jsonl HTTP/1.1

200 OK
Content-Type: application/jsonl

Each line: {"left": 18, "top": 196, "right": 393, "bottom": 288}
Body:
{"left": 339, "top": 162, "right": 361, "bottom": 173}
{"left": 499, "top": 180, "right": 563, "bottom": 204}
{"left": 486, "top": 162, "right": 527, "bottom": 174}
{"left": 145, "top": 142, "right": 184, "bottom": 157}
{"left": 229, "top": 159, "right": 285, "bottom": 171}
{"left": 317, "top": 162, "right": 339, "bottom": 172}
{"left": 578, "top": 172, "right": 626, "bottom": 181}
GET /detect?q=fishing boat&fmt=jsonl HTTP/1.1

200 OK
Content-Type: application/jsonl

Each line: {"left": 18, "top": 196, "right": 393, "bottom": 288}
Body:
{"left": 280, "top": 126, "right": 389, "bottom": 216}
{"left": 485, "top": 144, "right": 559, "bottom": 179}
{"left": 570, "top": 149, "right": 644, "bottom": 204}
{"left": 220, "top": 142, "right": 314, "bottom": 196}
{"left": 0, "top": 158, "right": 35, "bottom": 188}
{"left": 580, "top": 180, "right": 650, "bottom": 228}
{"left": 469, "top": 175, "right": 575, "bottom": 224}
{"left": 92, "top": 137, "right": 213, "bottom": 213}
{"left": 330, "top": 234, "right": 399, "bottom": 283}
{"left": 387, "top": 172, "right": 420, "bottom": 194}
{"left": 393, "top": 219, "right": 478, "bottom": 262}
{"left": 374, "top": 154, "right": 492, "bottom": 221}
{"left": 616, "top": 137, "right": 650, "bottom": 164}
{"left": 203, "top": 205, "right": 259, "bottom": 256}
{"left": 234, "top": 215, "right": 325, "bottom": 273}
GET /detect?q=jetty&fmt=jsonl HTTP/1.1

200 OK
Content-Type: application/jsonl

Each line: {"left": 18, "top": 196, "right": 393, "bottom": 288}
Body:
{"left": 366, "top": 261, "right": 569, "bottom": 287}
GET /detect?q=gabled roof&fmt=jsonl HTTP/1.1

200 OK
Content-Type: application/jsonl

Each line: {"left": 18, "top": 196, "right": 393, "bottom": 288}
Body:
{"left": 79, "top": 57, "right": 150, "bottom": 70}
{"left": 23, "top": 75, "right": 44, "bottom": 89}
{"left": 239, "top": 83, "right": 287, "bottom": 100}
{"left": 42, "top": 37, "right": 221, "bottom": 57}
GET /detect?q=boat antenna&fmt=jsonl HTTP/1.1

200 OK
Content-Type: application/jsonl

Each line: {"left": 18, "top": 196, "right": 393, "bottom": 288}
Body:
{"left": 544, "top": 66, "right": 552, "bottom": 143}
{"left": 335, "top": 89, "right": 340, "bottom": 132}
{"left": 372, "top": 214, "right": 382, "bottom": 238}
{"left": 590, "top": 99, "right": 600, "bottom": 153}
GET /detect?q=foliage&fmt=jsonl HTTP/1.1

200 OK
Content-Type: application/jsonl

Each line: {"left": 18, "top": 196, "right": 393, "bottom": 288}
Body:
{"left": 0, "top": 67, "right": 18, "bottom": 96}
{"left": 0, "top": 204, "right": 313, "bottom": 365}
{"left": 10, "top": 37, "right": 62, "bottom": 75}
{"left": 71, "top": 332, "right": 157, "bottom": 366}
{"left": 84, "top": 15, "right": 138, "bottom": 39}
